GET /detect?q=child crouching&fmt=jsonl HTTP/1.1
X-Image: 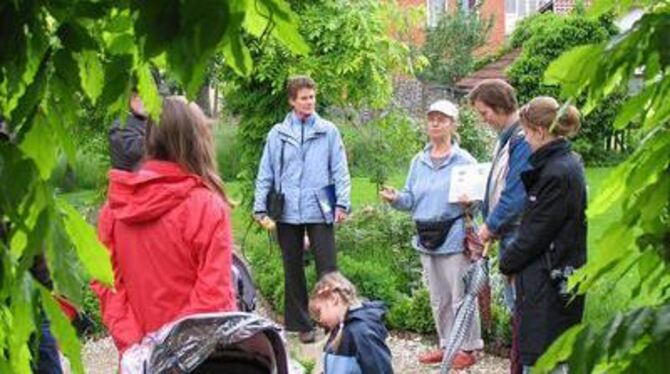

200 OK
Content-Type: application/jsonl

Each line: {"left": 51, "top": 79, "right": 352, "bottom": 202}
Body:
{"left": 309, "top": 271, "right": 393, "bottom": 374}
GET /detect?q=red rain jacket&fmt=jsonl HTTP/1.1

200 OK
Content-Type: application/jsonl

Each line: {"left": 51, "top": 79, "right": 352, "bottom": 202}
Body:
{"left": 92, "top": 160, "right": 236, "bottom": 354}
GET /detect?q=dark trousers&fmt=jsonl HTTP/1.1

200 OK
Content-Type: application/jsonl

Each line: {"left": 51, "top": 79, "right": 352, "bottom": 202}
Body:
{"left": 277, "top": 223, "right": 337, "bottom": 332}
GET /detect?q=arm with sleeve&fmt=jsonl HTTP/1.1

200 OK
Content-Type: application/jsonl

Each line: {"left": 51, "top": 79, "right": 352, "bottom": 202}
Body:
{"left": 183, "top": 201, "right": 236, "bottom": 314}
{"left": 485, "top": 139, "right": 532, "bottom": 234}
{"left": 390, "top": 156, "right": 418, "bottom": 211}
{"left": 350, "top": 326, "right": 394, "bottom": 374}
{"left": 253, "top": 132, "right": 276, "bottom": 215}
{"left": 330, "top": 129, "right": 352, "bottom": 211}
{"left": 91, "top": 206, "right": 143, "bottom": 353}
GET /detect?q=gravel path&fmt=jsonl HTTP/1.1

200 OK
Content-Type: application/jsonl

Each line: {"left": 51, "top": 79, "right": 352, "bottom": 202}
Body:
{"left": 83, "top": 325, "right": 508, "bottom": 373}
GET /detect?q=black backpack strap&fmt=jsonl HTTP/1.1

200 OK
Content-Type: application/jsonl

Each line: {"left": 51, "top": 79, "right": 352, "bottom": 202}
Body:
{"left": 278, "top": 139, "right": 285, "bottom": 193}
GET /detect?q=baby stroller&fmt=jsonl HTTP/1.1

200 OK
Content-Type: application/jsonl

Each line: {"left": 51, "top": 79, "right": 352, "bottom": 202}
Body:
{"left": 147, "top": 312, "right": 289, "bottom": 374}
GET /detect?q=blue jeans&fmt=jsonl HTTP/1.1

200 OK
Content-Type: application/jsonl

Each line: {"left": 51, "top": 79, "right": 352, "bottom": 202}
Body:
{"left": 36, "top": 319, "right": 63, "bottom": 374}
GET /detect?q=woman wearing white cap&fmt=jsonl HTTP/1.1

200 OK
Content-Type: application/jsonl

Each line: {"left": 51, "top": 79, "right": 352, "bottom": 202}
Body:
{"left": 380, "top": 100, "right": 483, "bottom": 368}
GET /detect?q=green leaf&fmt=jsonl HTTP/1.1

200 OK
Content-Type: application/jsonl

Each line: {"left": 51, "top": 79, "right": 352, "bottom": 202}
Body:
{"left": 137, "top": 63, "right": 161, "bottom": 120}
{"left": 0, "top": 143, "right": 37, "bottom": 212}
{"left": 57, "top": 22, "right": 97, "bottom": 52}
{"left": 9, "top": 274, "right": 36, "bottom": 373}
{"left": 534, "top": 324, "right": 585, "bottom": 372}
{"left": 8, "top": 48, "right": 50, "bottom": 132}
{"left": 98, "top": 54, "right": 134, "bottom": 119}
{"left": 47, "top": 90, "right": 78, "bottom": 166}
{"left": 613, "top": 82, "right": 657, "bottom": 129}
{"left": 261, "top": 0, "right": 310, "bottom": 55}
{"left": 108, "top": 33, "right": 136, "bottom": 55}
{"left": 544, "top": 44, "right": 603, "bottom": 97}
{"left": 40, "top": 287, "right": 84, "bottom": 374}
{"left": 57, "top": 198, "right": 113, "bottom": 286}
{"left": 167, "top": 0, "right": 234, "bottom": 97}
{"left": 131, "top": 0, "right": 181, "bottom": 58}
{"left": 75, "top": 50, "right": 104, "bottom": 104}
{"left": 47, "top": 216, "right": 85, "bottom": 307}
{"left": 221, "top": 21, "right": 253, "bottom": 76}
{"left": 19, "top": 110, "right": 59, "bottom": 180}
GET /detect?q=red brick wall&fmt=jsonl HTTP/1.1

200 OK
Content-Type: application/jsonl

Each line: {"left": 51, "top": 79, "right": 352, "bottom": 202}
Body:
{"left": 393, "top": 0, "right": 426, "bottom": 46}
{"left": 397, "top": 0, "right": 424, "bottom": 7}
{"left": 478, "top": 0, "right": 506, "bottom": 55}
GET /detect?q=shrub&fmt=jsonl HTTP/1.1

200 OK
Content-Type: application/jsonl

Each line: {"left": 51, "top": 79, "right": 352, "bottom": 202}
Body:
{"left": 421, "top": 7, "right": 493, "bottom": 85}
{"left": 387, "top": 289, "right": 435, "bottom": 334}
{"left": 341, "top": 110, "right": 424, "bottom": 186}
{"left": 81, "top": 286, "right": 105, "bottom": 338}
{"left": 507, "top": 12, "right": 629, "bottom": 166}
{"left": 457, "top": 106, "right": 496, "bottom": 162}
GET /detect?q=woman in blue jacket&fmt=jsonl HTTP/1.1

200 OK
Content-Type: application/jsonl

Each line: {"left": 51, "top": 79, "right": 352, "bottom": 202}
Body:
{"left": 380, "top": 100, "right": 483, "bottom": 369}
{"left": 253, "top": 76, "right": 351, "bottom": 343}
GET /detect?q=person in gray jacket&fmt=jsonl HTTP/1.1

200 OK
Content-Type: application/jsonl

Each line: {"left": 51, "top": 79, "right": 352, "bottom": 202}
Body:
{"left": 380, "top": 100, "right": 483, "bottom": 369}
{"left": 253, "top": 76, "right": 351, "bottom": 343}
{"left": 109, "top": 88, "right": 147, "bottom": 171}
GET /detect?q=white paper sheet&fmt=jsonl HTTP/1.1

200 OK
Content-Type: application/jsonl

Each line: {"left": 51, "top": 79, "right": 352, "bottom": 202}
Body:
{"left": 449, "top": 162, "right": 492, "bottom": 203}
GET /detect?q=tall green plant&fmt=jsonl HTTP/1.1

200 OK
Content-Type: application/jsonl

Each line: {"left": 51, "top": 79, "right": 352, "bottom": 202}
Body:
{"left": 221, "top": 0, "right": 412, "bottom": 204}
{"left": 420, "top": 6, "right": 493, "bottom": 85}
{"left": 0, "top": 1, "right": 306, "bottom": 371}
{"left": 534, "top": 1, "right": 670, "bottom": 372}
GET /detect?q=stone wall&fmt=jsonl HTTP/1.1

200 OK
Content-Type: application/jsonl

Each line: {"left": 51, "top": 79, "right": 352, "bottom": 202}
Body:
{"left": 392, "top": 76, "right": 466, "bottom": 120}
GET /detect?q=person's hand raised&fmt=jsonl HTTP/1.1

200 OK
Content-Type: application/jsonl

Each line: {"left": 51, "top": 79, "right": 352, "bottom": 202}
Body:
{"left": 379, "top": 186, "right": 398, "bottom": 203}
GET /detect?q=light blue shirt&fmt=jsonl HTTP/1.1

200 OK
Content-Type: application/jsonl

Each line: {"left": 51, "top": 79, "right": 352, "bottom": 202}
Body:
{"left": 391, "top": 143, "right": 477, "bottom": 255}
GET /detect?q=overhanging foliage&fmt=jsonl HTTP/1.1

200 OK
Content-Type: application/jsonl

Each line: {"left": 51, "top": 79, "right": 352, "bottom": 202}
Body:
{"left": 0, "top": 1, "right": 306, "bottom": 371}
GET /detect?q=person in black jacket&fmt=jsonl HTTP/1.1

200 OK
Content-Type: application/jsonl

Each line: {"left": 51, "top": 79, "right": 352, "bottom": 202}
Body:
{"left": 309, "top": 271, "right": 393, "bottom": 374}
{"left": 109, "top": 88, "right": 147, "bottom": 171}
{"left": 499, "top": 96, "right": 587, "bottom": 373}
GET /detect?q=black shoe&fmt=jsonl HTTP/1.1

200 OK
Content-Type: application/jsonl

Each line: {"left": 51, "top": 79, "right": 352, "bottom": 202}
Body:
{"left": 298, "top": 330, "right": 315, "bottom": 344}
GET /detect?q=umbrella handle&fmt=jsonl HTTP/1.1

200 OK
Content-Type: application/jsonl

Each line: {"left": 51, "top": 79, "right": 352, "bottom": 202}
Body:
{"left": 482, "top": 241, "right": 491, "bottom": 258}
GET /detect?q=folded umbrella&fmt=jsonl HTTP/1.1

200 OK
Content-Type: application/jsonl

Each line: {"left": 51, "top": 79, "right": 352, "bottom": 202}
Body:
{"left": 441, "top": 241, "right": 491, "bottom": 374}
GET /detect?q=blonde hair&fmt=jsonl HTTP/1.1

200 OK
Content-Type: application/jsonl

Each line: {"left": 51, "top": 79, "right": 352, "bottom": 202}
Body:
{"left": 145, "top": 96, "right": 232, "bottom": 205}
{"left": 309, "top": 271, "right": 360, "bottom": 350}
{"left": 519, "top": 96, "right": 581, "bottom": 138}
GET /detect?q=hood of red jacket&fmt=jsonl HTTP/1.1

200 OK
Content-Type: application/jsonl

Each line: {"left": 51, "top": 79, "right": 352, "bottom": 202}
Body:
{"left": 106, "top": 160, "right": 204, "bottom": 224}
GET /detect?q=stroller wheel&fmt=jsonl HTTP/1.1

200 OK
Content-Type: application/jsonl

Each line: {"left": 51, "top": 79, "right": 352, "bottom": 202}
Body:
{"left": 192, "top": 355, "right": 270, "bottom": 374}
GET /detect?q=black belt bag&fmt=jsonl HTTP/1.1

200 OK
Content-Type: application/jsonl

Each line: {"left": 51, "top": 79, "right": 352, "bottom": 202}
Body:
{"left": 415, "top": 214, "right": 464, "bottom": 250}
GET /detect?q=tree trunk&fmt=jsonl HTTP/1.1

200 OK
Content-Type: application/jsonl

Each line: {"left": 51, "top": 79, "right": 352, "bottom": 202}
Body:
{"left": 196, "top": 80, "right": 213, "bottom": 117}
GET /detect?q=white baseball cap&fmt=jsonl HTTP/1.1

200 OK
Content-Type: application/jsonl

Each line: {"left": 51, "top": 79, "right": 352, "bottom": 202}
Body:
{"left": 428, "top": 100, "right": 459, "bottom": 121}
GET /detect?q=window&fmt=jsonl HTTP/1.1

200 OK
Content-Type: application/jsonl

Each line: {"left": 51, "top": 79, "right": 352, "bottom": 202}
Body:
{"left": 427, "top": 0, "right": 447, "bottom": 28}
{"left": 505, "top": 0, "right": 543, "bottom": 34}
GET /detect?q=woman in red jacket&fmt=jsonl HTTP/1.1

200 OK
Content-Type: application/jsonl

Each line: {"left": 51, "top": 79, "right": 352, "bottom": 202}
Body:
{"left": 93, "top": 96, "right": 236, "bottom": 357}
